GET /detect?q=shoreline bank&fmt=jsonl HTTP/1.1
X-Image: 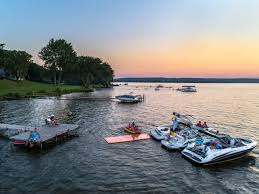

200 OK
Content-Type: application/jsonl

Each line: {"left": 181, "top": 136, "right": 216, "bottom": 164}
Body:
{"left": 0, "top": 80, "right": 110, "bottom": 100}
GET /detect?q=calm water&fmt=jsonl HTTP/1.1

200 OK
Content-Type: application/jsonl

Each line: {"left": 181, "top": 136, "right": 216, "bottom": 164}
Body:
{"left": 0, "top": 83, "right": 259, "bottom": 194}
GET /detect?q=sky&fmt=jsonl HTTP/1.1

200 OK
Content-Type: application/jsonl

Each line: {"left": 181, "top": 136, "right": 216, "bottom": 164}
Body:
{"left": 1, "top": 0, "right": 259, "bottom": 78}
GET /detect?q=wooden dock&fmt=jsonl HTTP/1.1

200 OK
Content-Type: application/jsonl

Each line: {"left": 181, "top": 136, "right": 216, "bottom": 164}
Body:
{"left": 1, "top": 123, "right": 79, "bottom": 149}
{"left": 0, "top": 123, "right": 34, "bottom": 138}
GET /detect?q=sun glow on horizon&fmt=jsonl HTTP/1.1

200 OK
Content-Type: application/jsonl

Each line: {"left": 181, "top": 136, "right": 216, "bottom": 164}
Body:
{"left": 1, "top": 0, "right": 259, "bottom": 78}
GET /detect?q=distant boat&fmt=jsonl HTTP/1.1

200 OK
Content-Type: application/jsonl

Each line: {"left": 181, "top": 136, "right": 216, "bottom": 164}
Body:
{"left": 177, "top": 86, "right": 197, "bottom": 92}
{"left": 155, "top": 87, "right": 160, "bottom": 91}
{"left": 157, "top": 84, "right": 164, "bottom": 88}
{"left": 115, "top": 94, "right": 143, "bottom": 103}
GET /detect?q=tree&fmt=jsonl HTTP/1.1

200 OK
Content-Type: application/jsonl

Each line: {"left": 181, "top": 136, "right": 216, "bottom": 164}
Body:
{"left": 0, "top": 43, "right": 5, "bottom": 68}
{"left": 3, "top": 50, "right": 32, "bottom": 80}
{"left": 38, "top": 38, "right": 77, "bottom": 85}
{"left": 76, "top": 56, "right": 97, "bottom": 88}
{"left": 76, "top": 56, "right": 114, "bottom": 87}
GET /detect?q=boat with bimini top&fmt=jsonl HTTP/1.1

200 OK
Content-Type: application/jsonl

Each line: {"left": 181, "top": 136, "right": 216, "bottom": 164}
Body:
{"left": 181, "top": 130, "right": 257, "bottom": 165}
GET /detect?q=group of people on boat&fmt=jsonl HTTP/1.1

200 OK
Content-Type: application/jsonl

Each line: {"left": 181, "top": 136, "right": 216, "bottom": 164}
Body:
{"left": 192, "top": 134, "right": 222, "bottom": 151}
{"left": 196, "top": 121, "right": 208, "bottom": 128}
{"left": 45, "top": 114, "right": 58, "bottom": 126}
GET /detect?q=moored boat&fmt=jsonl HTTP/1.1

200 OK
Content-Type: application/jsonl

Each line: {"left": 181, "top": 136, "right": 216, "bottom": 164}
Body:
{"left": 177, "top": 86, "right": 197, "bottom": 92}
{"left": 181, "top": 130, "right": 257, "bottom": 165}
{"left": 161, "top": 128, "right": 199, "bottom": 150}
{"left": 115, "top": 94, "right": 143, "bottom": 103}
{"left": 150, "top": 112, "right": 193, "bottom": 141}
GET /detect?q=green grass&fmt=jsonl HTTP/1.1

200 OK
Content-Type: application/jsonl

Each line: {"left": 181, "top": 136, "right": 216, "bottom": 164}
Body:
{"left": 0, "top": 79, "right": 93, "bottom": 98}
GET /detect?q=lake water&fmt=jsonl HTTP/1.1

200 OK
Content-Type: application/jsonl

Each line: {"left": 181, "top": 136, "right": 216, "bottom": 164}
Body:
{"left": 0, "top": 83, "right": 259, "bottom": 194}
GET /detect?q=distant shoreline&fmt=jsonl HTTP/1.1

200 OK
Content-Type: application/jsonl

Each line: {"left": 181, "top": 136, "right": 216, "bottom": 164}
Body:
{"left": 114, "top": 77, "right": 259, "bottom": 83}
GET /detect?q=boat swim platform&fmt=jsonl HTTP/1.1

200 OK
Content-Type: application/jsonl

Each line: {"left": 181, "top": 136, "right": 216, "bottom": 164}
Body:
{"left": 105, "top": 134, "right": 151, "bottom": 144}
{"left": 9, "top": 124, "right": 79, "bottom": 143}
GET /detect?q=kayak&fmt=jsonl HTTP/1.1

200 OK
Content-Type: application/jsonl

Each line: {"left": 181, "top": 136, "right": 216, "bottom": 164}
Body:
{"left": 124, "top": 127, "right": 141, "bottom": 134}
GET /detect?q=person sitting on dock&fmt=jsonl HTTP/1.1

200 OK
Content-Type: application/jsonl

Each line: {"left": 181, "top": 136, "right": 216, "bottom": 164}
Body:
{"left": 28, "top": 128, "right": 42, "bottom": 148}
{"left": 45, "top": 116, "right": 52, "bottom": 125}
{"left": 50, "top": 114, "right": 58, "bottom": 126}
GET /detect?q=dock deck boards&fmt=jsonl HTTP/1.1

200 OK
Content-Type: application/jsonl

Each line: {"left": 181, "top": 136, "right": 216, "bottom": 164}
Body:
{"left": 9, "top": 124, "right": 79, "bottom": 142}
{"left": 105, "top": 134, "right": 150, "bottom": 144}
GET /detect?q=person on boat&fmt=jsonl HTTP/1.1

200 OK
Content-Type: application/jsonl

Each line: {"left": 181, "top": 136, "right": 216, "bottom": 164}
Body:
{"left": 202, "top": 122, "right": 208, "bottom": 128}
{"left": 196, "top": 121, "right": 202, "bottom": 127}
{"left": 28, "top": 128, "right": 42, "bottom": 148}
{"left": 172, "top": 117, "right": 178, "bottom": 131}
{"left": 170, "top": 131, "right": 177, "bottom": 137}
{"left": 193, "top": 135, "right": 204, "bottom": 150}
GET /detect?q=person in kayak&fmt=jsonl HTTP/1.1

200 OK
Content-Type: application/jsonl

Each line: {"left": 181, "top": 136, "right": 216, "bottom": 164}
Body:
{"left": 28, "top": 128, "right": 42, "bottom": 148}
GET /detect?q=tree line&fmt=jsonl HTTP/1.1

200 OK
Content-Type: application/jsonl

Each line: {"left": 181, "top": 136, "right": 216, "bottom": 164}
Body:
{"left": 0, "top": 39, "right": 114, "bottom": 87}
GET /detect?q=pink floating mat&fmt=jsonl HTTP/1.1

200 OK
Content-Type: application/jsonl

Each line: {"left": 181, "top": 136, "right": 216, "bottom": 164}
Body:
{"left": 105, "top": 134, "right": 150, "bottom": 144}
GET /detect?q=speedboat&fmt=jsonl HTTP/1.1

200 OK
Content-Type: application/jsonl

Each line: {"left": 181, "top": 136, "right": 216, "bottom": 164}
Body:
{"left": 181, "top": 130, "right": 257, "bottom": 165}
{"left": 177, "top": 86, "right": 197, "bottom": 92}
{"left": 115, "top": 94, "right": 143, "bottom": 103}
{"left": 150, "top": 112, "right": 193, "bottom": 141}
{"left": 161, "top": 128, "right": 199, "bottom": 150}
{"left": 150, "top": 125, "right": 171, "bottom": 140}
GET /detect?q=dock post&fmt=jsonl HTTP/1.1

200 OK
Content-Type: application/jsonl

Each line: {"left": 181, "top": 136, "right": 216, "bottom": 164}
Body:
{"left": 40, "top": 142, "right": 42, "bottom": 151}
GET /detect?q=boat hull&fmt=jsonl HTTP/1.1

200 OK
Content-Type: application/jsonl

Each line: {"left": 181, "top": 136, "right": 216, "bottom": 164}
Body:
{"left": 181, "top": 141, "right": 257, "bottom": 165}
{"left": 161, "top": 139, "right": 187, "bottom": 150}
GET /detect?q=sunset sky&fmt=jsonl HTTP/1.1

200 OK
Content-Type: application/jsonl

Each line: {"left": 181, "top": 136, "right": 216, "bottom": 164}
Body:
{"left": 1, "top": 0, "right": 259, "bottom": 78}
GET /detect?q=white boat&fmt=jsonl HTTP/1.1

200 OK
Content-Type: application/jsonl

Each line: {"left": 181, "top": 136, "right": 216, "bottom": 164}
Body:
{"left": 150, "top": 125, "right": 171, "bottom": 140}
{"left": 181, "top": 130, "right": 257, "bottom": 165}
{"left": 115, "top": 94, "right": 143, "bottom": 103}
{"left": 161, "top": 128, "right": 199, "bottom": 150}
{"left": 177, "top": 86, "right": 197, "bottom": 92}
{"left": 150, "top": 112, "right": 193, "bottom": 141}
